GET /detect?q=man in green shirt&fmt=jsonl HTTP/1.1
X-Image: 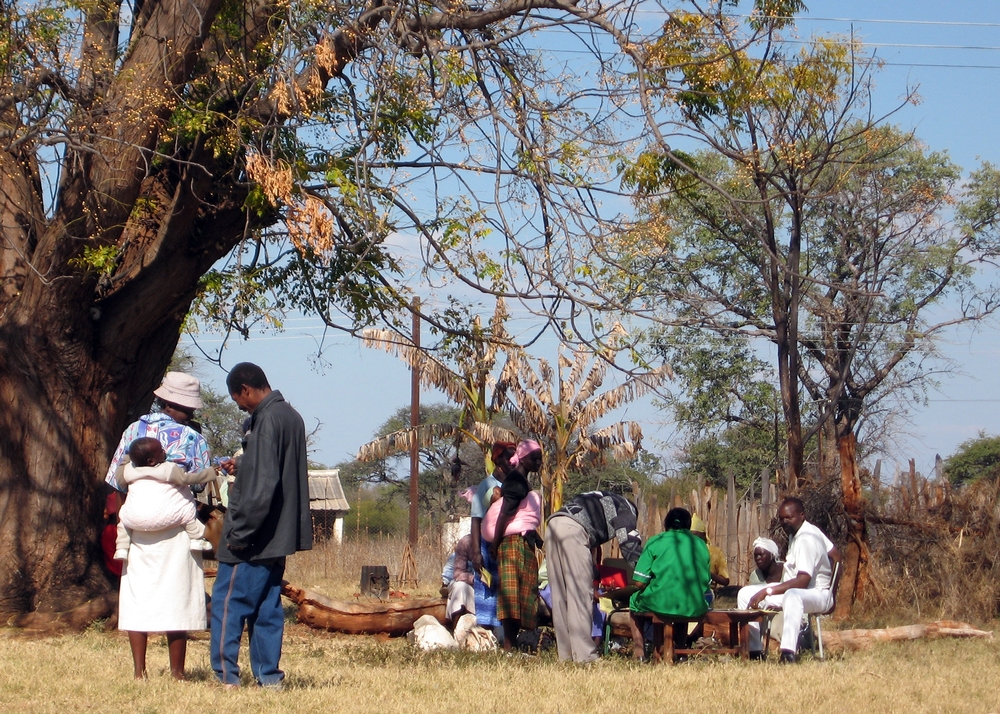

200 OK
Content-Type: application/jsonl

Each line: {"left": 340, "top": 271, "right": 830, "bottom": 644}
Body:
{"left": 628, "top": 508, "right": 710, "bottom": 660}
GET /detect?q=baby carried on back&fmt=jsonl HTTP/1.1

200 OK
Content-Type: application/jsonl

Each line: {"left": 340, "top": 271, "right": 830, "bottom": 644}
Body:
{"left": 114, "top": 436, "right": 218, "bottom": 561}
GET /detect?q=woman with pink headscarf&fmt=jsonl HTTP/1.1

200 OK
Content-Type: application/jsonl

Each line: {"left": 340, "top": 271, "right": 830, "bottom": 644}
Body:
{"left": 488, "top": 439, "right": 544, "bottom": 652}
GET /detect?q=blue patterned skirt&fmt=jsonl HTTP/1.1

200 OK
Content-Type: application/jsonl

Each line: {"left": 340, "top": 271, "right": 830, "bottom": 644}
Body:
{"left": 473, "top": 540, "right": 500, "bottom": 627}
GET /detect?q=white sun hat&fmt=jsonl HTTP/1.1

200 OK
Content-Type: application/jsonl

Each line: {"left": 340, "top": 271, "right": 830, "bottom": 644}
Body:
{"left": 153, "top": 371, "right": 204, "bottom": 410}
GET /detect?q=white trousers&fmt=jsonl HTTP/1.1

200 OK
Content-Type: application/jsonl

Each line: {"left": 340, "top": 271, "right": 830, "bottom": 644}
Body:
{"left": 446, "top": 581, "right": 476, "bottom": 619}
{"left": 738, "top": 584, "right": 833, "bottom": 653}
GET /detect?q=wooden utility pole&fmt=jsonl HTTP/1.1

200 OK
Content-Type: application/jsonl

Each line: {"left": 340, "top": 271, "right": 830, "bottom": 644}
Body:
{"left": 408, "top": 297, "right": 421, "bottom": 545}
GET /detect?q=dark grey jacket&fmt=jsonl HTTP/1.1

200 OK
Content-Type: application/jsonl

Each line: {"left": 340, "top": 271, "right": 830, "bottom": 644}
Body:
{"left": 555, "top": 490, "right": 643, "bottom": 566}
{"left": 217, "top": 390, "right": 312, "bottom": 562}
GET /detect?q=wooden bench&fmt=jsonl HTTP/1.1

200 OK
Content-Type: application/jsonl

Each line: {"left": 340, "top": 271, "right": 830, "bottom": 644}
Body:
{"left": 633, "top": 609, "right": 769, "bottom": 664}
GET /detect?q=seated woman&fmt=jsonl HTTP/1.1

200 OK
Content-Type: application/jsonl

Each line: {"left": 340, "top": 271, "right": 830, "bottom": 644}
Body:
{"left": 746, "top": 536, "right": 784, "bottom": 657}
{"left": 441, "top": 534, "right": 477, "bottom": 624}
{"left": 749, "top": 537, "right": 783, "bottom": 584}
{"left": 690, "top": 513, "right": 728, "bottom": 606}
{"left": 628, "top": 508, "right": 710, "bottom": 661}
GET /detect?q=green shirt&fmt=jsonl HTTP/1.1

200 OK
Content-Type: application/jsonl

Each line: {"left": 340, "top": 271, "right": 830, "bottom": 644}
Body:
{"left": 629, "top": 529, "right": 711, "bottom": 618}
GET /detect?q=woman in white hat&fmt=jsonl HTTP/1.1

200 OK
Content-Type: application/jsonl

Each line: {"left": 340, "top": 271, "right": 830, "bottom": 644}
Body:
{"left": 104, "top": 371, "right": 214, "bottom": 680}
{"left": 105, "top": 372, "right": 210, "bottom": 492}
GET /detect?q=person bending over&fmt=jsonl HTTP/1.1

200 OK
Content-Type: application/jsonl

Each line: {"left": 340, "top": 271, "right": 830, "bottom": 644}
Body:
{"left": 545, "top": 490, "right": 642, "bottom": 664}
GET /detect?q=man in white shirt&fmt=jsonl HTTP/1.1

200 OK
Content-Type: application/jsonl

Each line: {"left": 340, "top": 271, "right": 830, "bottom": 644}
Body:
{"left": 739, "top": 497, "right": 839, "bottom": 662}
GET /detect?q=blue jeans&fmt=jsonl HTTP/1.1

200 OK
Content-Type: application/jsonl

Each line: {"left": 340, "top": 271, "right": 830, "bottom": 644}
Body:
{"left": 210, "top": 558, "right": 286, "bottom": 686}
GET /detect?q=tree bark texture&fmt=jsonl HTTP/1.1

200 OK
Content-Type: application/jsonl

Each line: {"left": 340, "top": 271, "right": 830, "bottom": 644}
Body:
{"left": 834, "top": 431, "right": 871, "bottom": 619}
{"left": 0, "top": 0, "right": 234, "bottom": 618}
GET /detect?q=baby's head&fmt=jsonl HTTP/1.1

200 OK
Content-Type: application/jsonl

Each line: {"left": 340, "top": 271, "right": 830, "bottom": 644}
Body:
{"left": 128, "top": 437, "right": 166, "bottom": 467}
{"left": 488, "top": 486, "right": 502, "bottom": 504}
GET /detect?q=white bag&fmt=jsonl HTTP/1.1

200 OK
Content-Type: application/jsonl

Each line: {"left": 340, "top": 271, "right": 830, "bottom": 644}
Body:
{"left": 407, "top": 614, "right": 458, "bottom": 651}
{"left": 454, "top": 613, "right": 498, "bottom": 652}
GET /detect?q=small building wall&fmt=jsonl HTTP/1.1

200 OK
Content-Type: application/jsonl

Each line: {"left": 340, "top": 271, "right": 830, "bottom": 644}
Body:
{"left": 309, "top": 469, "right": 350, "bottom": 544}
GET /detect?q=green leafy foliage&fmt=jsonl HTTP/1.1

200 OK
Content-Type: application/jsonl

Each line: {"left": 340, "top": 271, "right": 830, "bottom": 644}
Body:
{"left": 653, "top": 328, "right": 778, "bottom": 435}
{"left": 944, "top": 432, "right": 1000, "bottom": 486}
{"left": 564, "top": 452, "right": 660, "bottom": 500}
{"left": 195, "top": 384, "right": 245, "bottom": 459}
{"left": 677, "top": 422, "right": 781, "bottom": 492}
{"left": 343, "top": 489, "right": 408, "bottom": 538}
{"left": 615, "top": 21, "right": 1000, "bottom": 477}
{"left": 68, "top": 245, "right": 118, "bottom": 276}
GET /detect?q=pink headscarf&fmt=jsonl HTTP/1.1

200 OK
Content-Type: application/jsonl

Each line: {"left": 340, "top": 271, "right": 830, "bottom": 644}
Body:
{"left": 509, "top": 439, "right": 542, "bottom": 467}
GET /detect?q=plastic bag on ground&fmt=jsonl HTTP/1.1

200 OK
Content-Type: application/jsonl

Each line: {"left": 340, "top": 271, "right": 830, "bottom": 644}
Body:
{"left": 407, "top": 614, "right": 458, "bottom": 651}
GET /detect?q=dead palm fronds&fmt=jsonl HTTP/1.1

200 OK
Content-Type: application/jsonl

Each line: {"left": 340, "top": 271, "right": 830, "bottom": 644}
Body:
{"left": 494, "top": 327, "right": 673, "bottom": 512}
{"left": 356, "top": 423, "right": 460, "bottom": 462}
{"left": 356, "top": 299, "right": 518, "bottom": 464}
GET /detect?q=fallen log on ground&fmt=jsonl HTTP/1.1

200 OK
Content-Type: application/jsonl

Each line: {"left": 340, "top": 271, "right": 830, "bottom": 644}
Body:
{"left": 817, "top": 620, "right": 993, "bottom": 651}
{"left": 605, "top": 612, "right": 992, "bottom": 653}
{"left": 281, "top": 582, "right": 446, "bottom": 636}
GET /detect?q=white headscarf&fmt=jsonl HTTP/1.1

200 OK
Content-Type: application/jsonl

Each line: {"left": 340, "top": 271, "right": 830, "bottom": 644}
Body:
{"left": 752, "top": 537, "right": 780, "bottom": 560}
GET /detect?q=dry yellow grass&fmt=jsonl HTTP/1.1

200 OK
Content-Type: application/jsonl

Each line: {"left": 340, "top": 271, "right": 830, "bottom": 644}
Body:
{"left": 0, "top": 626, "right": 998, "bottom": 714}
{"left": 3, "top": 538, "right": 997, "bottom": 713}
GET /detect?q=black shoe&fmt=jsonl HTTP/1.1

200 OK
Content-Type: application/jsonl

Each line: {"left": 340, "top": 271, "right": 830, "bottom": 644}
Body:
{"left": 749, "top": 651, "right": 765, "bottom": 661}
{"left": 779, "top": 650, "right": 797, "bottom": 664}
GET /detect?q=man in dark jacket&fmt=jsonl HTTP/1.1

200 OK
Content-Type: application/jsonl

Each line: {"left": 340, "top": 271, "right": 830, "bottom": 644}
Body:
{"left": 545, "top": 490, "right": 642, "bottom": 663}
{"left": 211, "top": 362, "right": 312, "bottom": 688}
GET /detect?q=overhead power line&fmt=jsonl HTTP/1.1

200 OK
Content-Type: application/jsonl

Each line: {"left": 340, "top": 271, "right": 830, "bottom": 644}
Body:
{"left": 884, "top": 62, "right": 1000, "bottom": 70}
{"left": 785, "top": 40, "right": 1000, "bottom": 52}
{"left": 740, "top": 15, "right": 1000, "bottom": 28}
{"left": 627, "top": 11, "right": 1000, "bottom": 29}
{"left": 533, "top": 43, "right": 1000, "bottom": 69}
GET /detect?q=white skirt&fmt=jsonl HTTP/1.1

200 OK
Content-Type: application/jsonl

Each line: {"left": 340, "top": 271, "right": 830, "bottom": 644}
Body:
{"left": 118, "top": 525, "right": 206, "bottom": 632}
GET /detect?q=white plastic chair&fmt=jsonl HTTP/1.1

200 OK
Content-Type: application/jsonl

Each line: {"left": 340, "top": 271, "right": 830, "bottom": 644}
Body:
{"left": 810, "top": 560, "right": 842, "bottom": 660}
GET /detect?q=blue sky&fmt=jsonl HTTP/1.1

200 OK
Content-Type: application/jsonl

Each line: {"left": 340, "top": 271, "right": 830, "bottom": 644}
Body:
{"left": 182, "top": 1, "right": 1000, "bottom": 479}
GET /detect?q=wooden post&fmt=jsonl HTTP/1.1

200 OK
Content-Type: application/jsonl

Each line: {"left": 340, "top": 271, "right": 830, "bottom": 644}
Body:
{"left": 817, "top": 422, "right": 823, "bottom": 483}
{"left": 726, "top": 467, "right": 737, "bottom": 579}
{"left": 760, "top": 466, "right": 771, "bottom": 533}
{"left": 871, "top": 459, "right": 882, "bottom": 511}
{"left": 408, "top": 297, "right": 421, "bottom": 546}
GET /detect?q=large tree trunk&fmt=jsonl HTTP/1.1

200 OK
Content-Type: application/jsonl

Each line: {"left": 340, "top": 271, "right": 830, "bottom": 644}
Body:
{"left": 0, "top": 311, "right": 187, "bottom": 615}
{"left": 0, "top": 0, "right": 240, "bottom": 619}
{"left": 0, "top": 0, "right": 583, "bottom": 621}
{"left": 0, "top": 164, "right": 245, "bottom": 618}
